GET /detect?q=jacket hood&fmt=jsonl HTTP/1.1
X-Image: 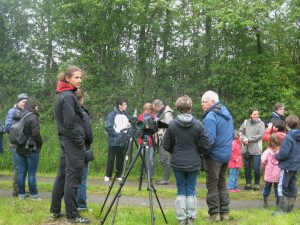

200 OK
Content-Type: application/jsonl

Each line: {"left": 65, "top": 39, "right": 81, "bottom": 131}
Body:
{"left": 203, "top": 102, "right": 232, "bottom": 121}
{"left": 175, "top": 113, "right": 195, "bottom": 128}
{"left": 289, "top": 130, "right": 300, "bottom": 141}
{"left": 270, "top": 111, "right": 285, "bottom": 120}
{"left": 57, "top": 81, "right": 76, "bottom": 93}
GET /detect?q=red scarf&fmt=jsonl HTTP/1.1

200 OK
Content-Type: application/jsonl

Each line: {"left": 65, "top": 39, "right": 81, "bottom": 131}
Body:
{"left": 57, "top": 81, "right": 75, "bottom": 93}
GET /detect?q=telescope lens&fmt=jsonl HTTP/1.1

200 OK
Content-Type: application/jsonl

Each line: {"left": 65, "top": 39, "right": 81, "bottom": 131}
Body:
{"left": 137, "top": 121, "right": 145, "bottom": 130}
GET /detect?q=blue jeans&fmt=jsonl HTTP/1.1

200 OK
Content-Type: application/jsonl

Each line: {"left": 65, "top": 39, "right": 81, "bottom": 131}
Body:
{"left": 17, "top": 152, "right": 40, "bottom": 198}
{"left": 77, "top": 162, "right": 89, "bottom": 209}
{"left": 227, "top": 168, "right": 240, "bottom": 189}
{"left": 10, "top": 147, "right": 20, "bottom": 172}
{"left": 244, "top": 155, "right": 261, "bottom": 185}
{"left": 173, "top": 170, "right": 199, "bottom": 196}
{"left": 263, "top": 181, "right": 278, "bottom": 197}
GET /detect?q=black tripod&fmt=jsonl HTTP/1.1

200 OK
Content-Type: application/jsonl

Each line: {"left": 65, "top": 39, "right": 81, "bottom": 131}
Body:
{"left": 100, "top": 136, "right": 168, "bottom": 225}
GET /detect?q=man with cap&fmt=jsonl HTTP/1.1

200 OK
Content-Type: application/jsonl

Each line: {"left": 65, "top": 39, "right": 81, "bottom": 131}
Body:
{"left": 5, "top": 93, "right": 28, "bottom": 197}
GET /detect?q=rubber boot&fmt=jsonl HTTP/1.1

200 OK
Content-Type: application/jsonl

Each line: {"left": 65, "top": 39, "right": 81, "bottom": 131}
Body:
{"left": 263, "top": 196, "right": 269, "bottom": 208}
{"left": 272, "top": 196, "right": 287, "bottom": 216}
{"left": 186, "top": 196, "right": 197, "bottom": 225}
{"left": 12, "top": 172, "right": 18, "bottom": 197}
{"left": 156, "top": 165, "right": 170, "bottom": 185}
{"left": 287, "top": 197, "right": 296, "bottom": 213}
{"left": 276, "top": 197, "right": 279, "bottom": 207}
{"left": 175, "top": 195, "right": 187, "bottom": 225}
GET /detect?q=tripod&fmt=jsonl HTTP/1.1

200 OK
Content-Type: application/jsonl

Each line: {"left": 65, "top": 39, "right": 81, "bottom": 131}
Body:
{"left": 100, "top": 136, "right": 168, "bottom": 225}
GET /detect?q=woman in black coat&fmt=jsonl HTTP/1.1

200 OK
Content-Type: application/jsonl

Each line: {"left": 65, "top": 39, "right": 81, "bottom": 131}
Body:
{"left": 163, "top": 95, "right": 211, "bottom": 225}
{"left": 17, "top": 98, "right": 43, "bottom": 200}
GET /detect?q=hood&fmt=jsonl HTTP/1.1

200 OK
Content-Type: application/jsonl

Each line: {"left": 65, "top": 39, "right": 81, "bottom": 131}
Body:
{"left": 270, "top": 112, "right": 285, "bottom": 120}
{"left": 175, "top": 113, "right": 195, "bottom": 128}
{"left": 289, "top": 130, "right": 300, "bottom": 141}
{"left": 57, "top": 81, "right": 76, "bottom": 93}
{"left": 203, "top": 102, "right": 232, "bottom": 121}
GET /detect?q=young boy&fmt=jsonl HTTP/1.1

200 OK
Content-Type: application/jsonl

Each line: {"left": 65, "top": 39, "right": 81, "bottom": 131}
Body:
{"left": 272, "top": 115, "right": 300, "bottom": 215}
{"left": 263, "top": 119, "right": 286, "bottom": 143}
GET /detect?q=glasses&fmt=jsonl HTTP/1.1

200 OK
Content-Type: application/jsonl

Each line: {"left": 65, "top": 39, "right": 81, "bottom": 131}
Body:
{"left": 201, "top": 100, "right": 212, "bottom": 104}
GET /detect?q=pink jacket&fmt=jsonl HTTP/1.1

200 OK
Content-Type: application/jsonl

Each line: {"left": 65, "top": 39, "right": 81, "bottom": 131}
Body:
{"left": 228, "top": 139, "right": 243, "bottom": 168}
{"left": 261, "top": 148, "right": 281, "bottom": 182}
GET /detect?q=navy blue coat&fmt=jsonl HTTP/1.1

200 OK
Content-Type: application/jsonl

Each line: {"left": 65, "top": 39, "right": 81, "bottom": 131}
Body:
{"left": 275, "top": 130, "right": 300, "bottom": 171}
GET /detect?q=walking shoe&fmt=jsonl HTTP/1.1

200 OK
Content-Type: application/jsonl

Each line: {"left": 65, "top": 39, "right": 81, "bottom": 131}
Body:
{"left": 220, "top": 213, "right": 229, "bottom": 220}
{"left": 252, "top": 185, "right": 260, "bottom": 191}
{"left": 31, "top": 197, "right": 42, "bottom": 201}
{"left": 235, "top": 189, "right": 241, "bottom": 192}
{"left": 116, "top": 177, "right": 123, "bottom": 181}
{"left": 209, "top": 213, "right": 220, "bottom": 222}
{"left": 49, "top": 212, "right": 65, "bottom": 221}
{"left": 65, "top": 216, "right": 90, "bottom": 224}
{"left": 244, "top": 184, "right": 252, "bottom": 190}
{"left": 104, "top": 176, "right": 110, "bottom": 182}
{"left": 228, "top": 189, "right": 237, "bottom": 192}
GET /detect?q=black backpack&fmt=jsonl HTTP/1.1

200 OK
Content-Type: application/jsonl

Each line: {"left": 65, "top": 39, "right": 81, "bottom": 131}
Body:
{"left": 9, "top": 112, "right": 33, "bottom": 145}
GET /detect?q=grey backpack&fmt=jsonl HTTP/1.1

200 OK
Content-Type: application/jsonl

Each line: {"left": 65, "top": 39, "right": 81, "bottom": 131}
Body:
{"left": 9, "top": 112, "right": 33, "bottom": 145}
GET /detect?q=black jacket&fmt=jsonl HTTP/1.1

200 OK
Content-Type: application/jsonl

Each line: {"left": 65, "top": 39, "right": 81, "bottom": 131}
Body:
{"left": 163, "top": 113, "right": 211, "bottom": 171}
{"left": 81, "top": 106, "right": 93, "bottom": 149}
{"left": 16, "top": 110, "right": 43, "bottom": 154}
{"left": 55, "top": 89, "right": 85, "bottom": 146}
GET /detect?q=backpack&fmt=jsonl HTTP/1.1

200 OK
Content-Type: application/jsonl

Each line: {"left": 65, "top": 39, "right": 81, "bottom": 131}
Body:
{"left": 9, "top": 112, "right": 33, "bottom": 145}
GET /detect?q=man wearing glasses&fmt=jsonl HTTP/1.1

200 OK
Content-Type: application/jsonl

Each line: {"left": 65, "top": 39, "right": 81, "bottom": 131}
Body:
{"left": 201, "top": 91, "right": 235, "bottom": 222}
{"left": 104, "top": 98, "right": 131, "bottom": 182}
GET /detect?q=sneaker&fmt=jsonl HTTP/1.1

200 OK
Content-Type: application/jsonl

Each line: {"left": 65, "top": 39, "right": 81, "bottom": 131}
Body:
{"left": 235, "top": 189, "right": 241, "bottom": 192}
{"left": 65, "top": 216, "right": 90, "bottom": 224}
{"left": 104, "top": 176, "right": 110, "bottom": 182}
{"left": 49, "top": 212, "right": 65, "bottom": 221}
{"left": 228, "top": 189, "right": 236, "bottom": 192}
{"left": 252, "top": 185, "right": 260, "bottom": 191}
{"left": 116, "top": 177, "right": 123, "bottom": 181}
{"left": 31, "top": 197, "right": 42, "bottom": 201}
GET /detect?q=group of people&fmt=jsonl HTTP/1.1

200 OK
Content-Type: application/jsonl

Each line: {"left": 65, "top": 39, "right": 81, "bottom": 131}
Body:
{"left": 0, "top": 65, "right": 299, "bottom": 225}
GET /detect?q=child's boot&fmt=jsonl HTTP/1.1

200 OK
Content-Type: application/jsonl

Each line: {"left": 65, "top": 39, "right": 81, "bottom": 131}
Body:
{"left": 287, "top": 196, "right": 296, "bottom": 213}
{"left": 263, "top": 196, "right": 269, "bottom": 208}
{"left": 272, "top": 196, "right": 287, "bottom": 216}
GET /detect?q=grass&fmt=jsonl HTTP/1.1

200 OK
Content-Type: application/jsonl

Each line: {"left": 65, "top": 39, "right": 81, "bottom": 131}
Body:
{"left": 0, "top": 197, "right": 299, "bottom": 225}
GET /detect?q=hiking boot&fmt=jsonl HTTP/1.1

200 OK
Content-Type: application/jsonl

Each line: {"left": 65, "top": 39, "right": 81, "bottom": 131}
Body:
{"left": 209, "top": 213, "right": 220, "bottom": 222}
{"left": 287, "top": 196, "right": 296, "bottom": 213}
{"left": 65, "top": 216, "right": 90, "bottom": 224}
{"left": 220, "top": 213, "right": 229, "bottom": 220}
{"left": 49, "top": 212, "right": 65, "bottom": 221}
{"left": 252, "top": 185, "right": 260, "bottom": 191}
{"left": 272, "top": 196, "right": 288, "bottom": 216}
{"left": 244, "top": 184, "right": 252, "bottom": 190}
{"left": 263, "top": 196, "right": 269, "bottom": 208}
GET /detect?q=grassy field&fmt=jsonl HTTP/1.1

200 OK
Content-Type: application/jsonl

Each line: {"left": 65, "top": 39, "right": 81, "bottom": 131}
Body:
{"left": 0, "top": 197, "right": 299, "bottom": 225}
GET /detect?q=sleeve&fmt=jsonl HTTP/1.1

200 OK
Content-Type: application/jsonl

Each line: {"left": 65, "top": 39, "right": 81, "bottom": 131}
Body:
{"left": 162, "top": 127, "right": 173, "bottom": 153}
{"left": 263, "top": 127, "right": 272, "bottom": 142}
{"left": 105, "top": 111, "right": 117, "bottom": 136}
{"left": 275, "top": 136, "right": 292, "bottom": 161}
{"left": 248, "top": 122, "right": 265, "bottom": 142}
{"left": 261, "top": 149, "right": 269, "bottom": 164}
{"left": 0, "top": 119, "right": 3, "bottom": 133}
{"left": 30, "top": 116, "right": 43, "bottom": 147}
{"left": 239, "top": 120, "right": 246, "bottom": 140}
{"left": 61, "top": 96, "right": 84, "bottom": 146}
{"left": 197, "top": 123, "right": 211, "bottom": 155}
{"left": 4, "top": 109, "right": 14, "bottom": 133}
{"left": 203, "top": 114, "right": 217, "bottom": 147}
{"left": 164, "top": 112, "right": 173, "bottom": 124}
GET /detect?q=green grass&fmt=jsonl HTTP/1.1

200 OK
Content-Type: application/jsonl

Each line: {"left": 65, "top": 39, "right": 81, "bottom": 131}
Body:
{"left": 0, "top": 197, "right": 299, "bottom": 225}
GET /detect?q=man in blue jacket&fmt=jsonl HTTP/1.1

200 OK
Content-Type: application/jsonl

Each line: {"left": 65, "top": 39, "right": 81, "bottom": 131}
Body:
{"left": 201, "top": 90, "right": 234, "bottom": 221}
{"left": 5, "top": 93, "right": 28, "bottom": 197}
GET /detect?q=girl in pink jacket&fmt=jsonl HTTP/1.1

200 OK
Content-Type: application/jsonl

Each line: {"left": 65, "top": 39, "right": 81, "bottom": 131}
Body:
{"left": 227, "top": 131, "right": 243, "bottom": 192}
{"left": 261, "top": 133, "right": 281, "bottom": 208}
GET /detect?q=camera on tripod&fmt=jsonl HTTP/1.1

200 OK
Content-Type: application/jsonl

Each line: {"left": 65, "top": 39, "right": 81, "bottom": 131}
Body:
{"left": 25, "top": 138, "right": 37, "bottom": 151}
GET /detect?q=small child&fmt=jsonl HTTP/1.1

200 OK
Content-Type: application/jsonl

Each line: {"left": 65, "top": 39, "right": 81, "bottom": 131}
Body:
{"left": 261, "top": 133, "right": 281, "bottom": 208}
{"left": 263, "top": 120, "right": 286, "bottom": 143}
{"left": 273, "top": 115, "right": 300, "bottom": 215}
{"left": 228, "top": 130, "right": 243, "bottom": 192}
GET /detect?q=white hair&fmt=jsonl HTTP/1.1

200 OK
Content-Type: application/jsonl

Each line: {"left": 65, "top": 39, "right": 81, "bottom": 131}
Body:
{"left": 202, "top": 90, "right": 219, "bottom": 102}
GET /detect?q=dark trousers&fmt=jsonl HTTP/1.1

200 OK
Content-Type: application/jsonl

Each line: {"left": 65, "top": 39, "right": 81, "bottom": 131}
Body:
{"left": 278, "top": 169, "right": 298, "bottom": 197}
{"left": 105, "top": 146, "right": 126, "bottom": 178}
{"left": 263, "top": 181, "right": 278, "bottom": 197}
{"left": 50, "top": 139, "right": 85, "bottom": 218}
{"left": 205, "top": 157, "right": 230, "bottom": 215}
{"left": 243, "top": 155, "right": 261, "bottom": 185}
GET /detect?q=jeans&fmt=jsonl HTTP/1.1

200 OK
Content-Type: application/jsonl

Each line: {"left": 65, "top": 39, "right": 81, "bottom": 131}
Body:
{"left": 141, "top": 145, "right": 155, "bottom": 176}
{"left": 205, "top": 156, "right": 230, "bottom": 215}
{"left": 10, "top": 147, "right": 19, "bottom": 172}
{"left": 263, "top": 181, "right": 278, "bottom": 197}
{"left": 77, "top": 162, "right": 89, "bottom": 209}
{"left": 17, "top": 152, "right": 40, "bottom": 198}
{"left": 243, "top": 155, "right": 261, "bottom": 185}
{"left": 105, "top": 146, "right": 126, "bottom": 178}
{"left": 50, "top": 139, "right": 85, "bottom": 219}
{"left": 227, "top": 168, "right": 240, "bottom": 189}
{"left": 173, "top": 170, "right": 199, "bottom": 196}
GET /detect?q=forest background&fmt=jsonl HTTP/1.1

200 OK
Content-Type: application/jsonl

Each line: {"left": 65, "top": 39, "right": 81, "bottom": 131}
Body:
{"left": 0, "top": 0, "right": 299, "bottom": 174}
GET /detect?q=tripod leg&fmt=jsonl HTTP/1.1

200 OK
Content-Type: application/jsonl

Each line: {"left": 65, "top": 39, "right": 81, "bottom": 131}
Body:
{"left": 138, "top": 147, "right": 146, "bottom": 190}
{"left": 100, "top": 146, "right": 143, "bottom": 225}
{"left": 151, "top": 182, "right": 168, "bottom": 224}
